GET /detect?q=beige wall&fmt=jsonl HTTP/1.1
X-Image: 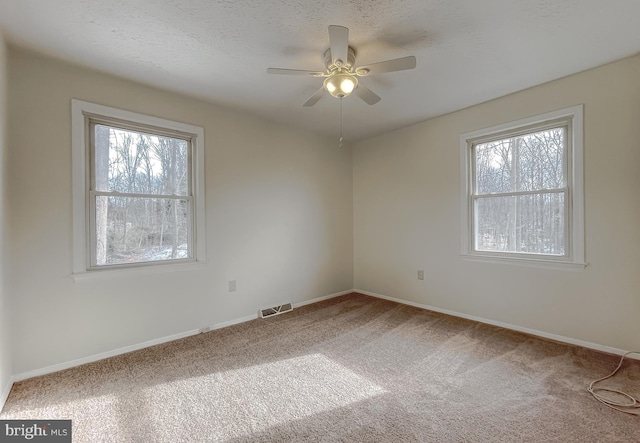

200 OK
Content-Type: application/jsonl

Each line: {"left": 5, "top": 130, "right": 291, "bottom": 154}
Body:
{"left": 354, "top": 55, "right": 640, "bottom": 352}
{"left": 0, "top": 34, "right": 11, "bottom": 402}
{"left": 7, "top": 48, "right": 354, "bottom": 375}
{"left": 6, "top": 43, "right": 640, "bottom": 380}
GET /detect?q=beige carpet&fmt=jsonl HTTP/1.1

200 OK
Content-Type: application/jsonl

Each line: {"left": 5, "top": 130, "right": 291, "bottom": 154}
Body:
{"left": 1, "top": 293, "right": 638, "bottom": 442}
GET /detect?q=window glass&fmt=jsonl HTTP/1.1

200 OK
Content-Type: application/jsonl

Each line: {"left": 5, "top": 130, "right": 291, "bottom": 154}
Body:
{"left": 91, "top": 123, "right": 193, "bottom": 267}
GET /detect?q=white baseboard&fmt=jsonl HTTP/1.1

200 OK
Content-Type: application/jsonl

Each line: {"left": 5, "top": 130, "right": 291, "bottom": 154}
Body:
{"left": 1, "top": 376, "right": 14, "bottom": 413}
{"left": 292, "top": 289, "right": 353, "bottom": 308}
{"left": 10, "top": 289, "right": 353, "bottom": 384}
{"left": 356, "top": 289, "right": 639, "bottom": 360}
{"left": 12, "top": 328, "right": 204, "bottom": 383}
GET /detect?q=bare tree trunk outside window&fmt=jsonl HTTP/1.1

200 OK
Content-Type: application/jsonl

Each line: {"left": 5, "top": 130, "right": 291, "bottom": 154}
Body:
{"left": 474, "top": 127, "right": 565, "bottom": 255}
{"left": 95, "top": 125, "right": 110, "bottom": 265}
{"left": 171, "top": 140, "right": 179, "bottom": 258}
{"left": 93, "top": 124, "right": 189, "bottom": 265}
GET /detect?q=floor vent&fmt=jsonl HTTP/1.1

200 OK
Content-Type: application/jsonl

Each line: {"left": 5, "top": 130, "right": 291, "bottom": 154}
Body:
{"left": 259, "top": 302, "right": 293, "bottom": 318}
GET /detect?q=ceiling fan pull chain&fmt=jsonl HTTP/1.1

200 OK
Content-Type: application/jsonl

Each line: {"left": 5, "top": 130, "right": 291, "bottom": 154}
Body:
{"left": 339, "top": 97, "right": 344, "bottom": 148}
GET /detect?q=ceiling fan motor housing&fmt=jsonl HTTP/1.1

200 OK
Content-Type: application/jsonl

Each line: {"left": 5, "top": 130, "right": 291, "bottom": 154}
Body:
{"left": 324, "top": 46, "right": 357, "bottom": 72}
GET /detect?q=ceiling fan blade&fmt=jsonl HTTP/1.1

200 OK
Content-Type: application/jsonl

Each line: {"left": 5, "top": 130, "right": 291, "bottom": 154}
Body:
{"left": 303, "top": 87, "right": 325, "bottom": 107}
{"left": 328, "top": 25, "right": 349, "bottom": 67}
{"left": 356, "top": 56, "right": 416, "bottom": 75}
{"left": 267, "top": 68, "right": 325, "bottom": 76}
{"left": 355, "top": 84, "right": 381, "bottom": 105}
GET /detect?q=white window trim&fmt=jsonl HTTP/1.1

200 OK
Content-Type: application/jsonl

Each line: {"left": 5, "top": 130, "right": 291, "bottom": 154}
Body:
{"left": 71, "top": 99, "right": 206, "bottom": 279}
{"left": 459, "top": 105, "right": 586, "bottom": 270}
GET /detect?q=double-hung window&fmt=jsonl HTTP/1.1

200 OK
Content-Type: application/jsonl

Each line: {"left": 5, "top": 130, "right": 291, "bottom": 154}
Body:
{"left": 460, "top": 105, "right": 585, "bottom": 268}
{"left": 72, "top": 100, "right": 206, "bottom": 275}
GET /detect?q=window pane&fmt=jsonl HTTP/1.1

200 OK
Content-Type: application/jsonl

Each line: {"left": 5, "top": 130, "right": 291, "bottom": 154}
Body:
{"left": 475, "top": 128, "right": 565, "bottom": 196}
{"left": 95, "top": 196, "right": 190, "bottom": 266}
{"left": 475, "top": 139, "right": 513, "bottom": 194}
{"left": 94, "top": 124, "right": 189, "bottom": 196}
{"left": 476, "top": 192, "right": 564, "bottom": 255}
{"left": 517, "top": 128, "right": 564, "bottom": 191}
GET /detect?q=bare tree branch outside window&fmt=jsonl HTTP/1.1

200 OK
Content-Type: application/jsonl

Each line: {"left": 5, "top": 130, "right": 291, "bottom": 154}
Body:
{"left": 473, "top": 127, "right": 566, "bottom": 256}
{"left": 92, "top": 124, "right": 191, "bottom": 266}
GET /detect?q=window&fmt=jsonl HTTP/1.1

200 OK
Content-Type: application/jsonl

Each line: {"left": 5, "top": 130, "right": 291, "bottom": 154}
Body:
{"left": 460, "top": 105, "right": 585, "bottom": 268}
{"left": 72, "top": 100, "right": 206, "bottom": 275}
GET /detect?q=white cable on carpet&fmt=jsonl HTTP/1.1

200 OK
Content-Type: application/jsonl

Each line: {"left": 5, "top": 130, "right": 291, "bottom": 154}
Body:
{"left": 587, "top": 351, "right": 640, "bottom": 415}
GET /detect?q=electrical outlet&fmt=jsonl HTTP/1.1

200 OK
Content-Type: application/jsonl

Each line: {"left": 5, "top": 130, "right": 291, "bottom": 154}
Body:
{"left": 229, "top": 280, "right": 237, "bottom": 292}
{"left": 417, "top": 270, "right": 424, "bottom": 280}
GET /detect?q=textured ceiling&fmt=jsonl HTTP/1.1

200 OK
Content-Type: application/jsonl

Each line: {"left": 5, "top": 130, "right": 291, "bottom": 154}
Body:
{"left": 1, "top": 0, "right": 640, "bottom": 141}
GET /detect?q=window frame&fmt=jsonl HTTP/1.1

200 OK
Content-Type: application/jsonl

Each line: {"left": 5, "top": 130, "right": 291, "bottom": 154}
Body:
{"left": 72, "top": 99, "right": 206, "bottom": 277}
{"left": 459, "top": 105, "right": 585, "bottom": 269}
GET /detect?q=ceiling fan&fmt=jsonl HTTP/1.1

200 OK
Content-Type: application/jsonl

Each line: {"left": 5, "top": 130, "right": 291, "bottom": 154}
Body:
{"left": 267, "top": 25, "right": 417, "bottom": 107}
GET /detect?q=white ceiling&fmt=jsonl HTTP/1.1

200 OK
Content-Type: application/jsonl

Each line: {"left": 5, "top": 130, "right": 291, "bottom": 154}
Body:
{"left": 1, "top": 0, "right": 640, "bottom": 141}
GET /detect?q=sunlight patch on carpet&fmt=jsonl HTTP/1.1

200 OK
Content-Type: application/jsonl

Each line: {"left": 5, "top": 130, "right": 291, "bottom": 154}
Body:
{"left": 141, "top": 353, "right": 386, "bottom": 440}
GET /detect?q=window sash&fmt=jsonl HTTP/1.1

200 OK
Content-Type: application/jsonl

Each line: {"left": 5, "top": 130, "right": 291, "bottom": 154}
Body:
{"left": 88, "top": 194, "right": 195, "bottom": 269}
{"left": 468, "top": 122, "right": 571, "bottom": 259}
{"left": 88, "top": 120, "right": 194, "bottom": 196}
{"left": 87, "top": 119, "right": 196, "bottom": 269}
{"left": 472, "top": 189, "right": 569, "bottom": 258}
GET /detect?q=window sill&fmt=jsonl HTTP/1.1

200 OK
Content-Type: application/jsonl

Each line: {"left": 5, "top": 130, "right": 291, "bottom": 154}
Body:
{"left": 71, "top": 260, "right": 207, "bottom": 282}
{"left": 461, "top": 254, "right": 587, "bottom": 271}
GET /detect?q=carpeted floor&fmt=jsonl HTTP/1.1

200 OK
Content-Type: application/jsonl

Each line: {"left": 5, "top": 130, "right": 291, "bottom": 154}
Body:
{"left": 1, "top": 293, "right": 638, "bottom": 442}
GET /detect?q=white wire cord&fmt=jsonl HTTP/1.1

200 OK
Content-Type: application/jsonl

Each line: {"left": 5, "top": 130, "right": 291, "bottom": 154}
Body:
{"left": 587, "top": 351, "right": 640, "bottom": 415}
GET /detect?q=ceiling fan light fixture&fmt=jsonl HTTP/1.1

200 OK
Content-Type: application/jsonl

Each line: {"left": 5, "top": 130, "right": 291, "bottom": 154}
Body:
{"left": 323, "top": 73, "right": 358, "bottom": 98}
{"left": 268, "top": 25, "right": 415, "bottom": 107}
